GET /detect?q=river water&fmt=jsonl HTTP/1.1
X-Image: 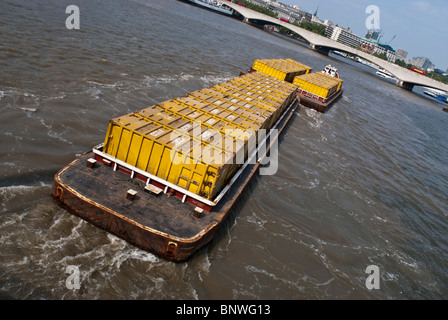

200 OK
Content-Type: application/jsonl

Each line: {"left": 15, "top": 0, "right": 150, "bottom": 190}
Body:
{"left": 1, "top": 0, "right": 447, "bottom": 300}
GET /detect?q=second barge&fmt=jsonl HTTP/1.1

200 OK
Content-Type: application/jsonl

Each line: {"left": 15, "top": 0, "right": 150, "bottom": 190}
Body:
{"left": 53, "top": 60, "right": 301, "bottom": 262}
{"left": 294, "top": 65, "right": 344, "bottom": 113}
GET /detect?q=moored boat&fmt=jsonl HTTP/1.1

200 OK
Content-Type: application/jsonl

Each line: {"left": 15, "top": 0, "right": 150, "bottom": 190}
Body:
{"left": 180, "top": 0, "right": 233, "bottom": 16}
{"left": 376, "top": 68, "right": 395, "bottom": 80}
{"left": 424, "top": 88, "right": 448, "bottom": 104}
{"left": 53, "top": 60, "right": 300, "bottom": 262}
{"left": 423, "top": 90, "right": 438, "bottom": 98}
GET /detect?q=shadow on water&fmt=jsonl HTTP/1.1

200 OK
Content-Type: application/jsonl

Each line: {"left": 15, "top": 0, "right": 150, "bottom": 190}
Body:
{"left": 0, "top": 170, "right": 56, "bottom": 188}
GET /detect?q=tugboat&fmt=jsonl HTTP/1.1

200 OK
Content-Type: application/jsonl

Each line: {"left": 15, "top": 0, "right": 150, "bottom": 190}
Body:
{"left": 322, "top": 64, "right": 339, "bottom": 78}
{"left": 294, "top": 65, "right": 344, "bottom": 113}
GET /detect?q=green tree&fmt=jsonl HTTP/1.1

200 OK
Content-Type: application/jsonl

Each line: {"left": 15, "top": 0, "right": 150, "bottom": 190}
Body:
{"left": 372, "top": 52, "right": 388, "bottom": 61}
{"left": 236, "top": 0, "right": 277, "bottom": 18}
{"left": 394, "top": 59, "right": 407, "bottom": 68}
{"left": 296, "top": 21, "right": 326, "bottom": 36}
{"left": 425, "top": 71, "right": 448, "bottom": 85}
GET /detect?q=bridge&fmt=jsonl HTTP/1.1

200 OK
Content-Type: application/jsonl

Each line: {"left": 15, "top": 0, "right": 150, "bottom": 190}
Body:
{"left": 221, "top": 1, "right": 448, "bottom": 93}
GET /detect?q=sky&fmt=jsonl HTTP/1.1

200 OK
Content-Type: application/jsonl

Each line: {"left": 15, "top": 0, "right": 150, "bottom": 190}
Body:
{"left": 279, "top": 0, "right": 448, "bottom": 71}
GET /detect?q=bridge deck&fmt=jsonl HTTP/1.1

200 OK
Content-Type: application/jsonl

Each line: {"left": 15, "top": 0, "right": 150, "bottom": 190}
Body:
{"left": 222, "top": 1, "right": 448, "bottom": 92}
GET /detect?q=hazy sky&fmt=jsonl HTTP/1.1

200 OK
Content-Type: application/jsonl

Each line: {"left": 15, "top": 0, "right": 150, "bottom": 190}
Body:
{"left": 279, "top": 0, "right": 448, "bottom": 70}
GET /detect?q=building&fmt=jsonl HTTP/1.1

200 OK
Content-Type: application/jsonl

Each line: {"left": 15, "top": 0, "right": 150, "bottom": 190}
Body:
{"left": 325, "top": 25, "right": 362, "bottom": 48}
{"left": 396, "top": 49, "right": 408, "bottom": 61}
{"left": 359, "top": 38, "right": 397, "bottom": 62}
{"left": 410, "top": 56, "right": 434, "bottom": 71}
{"left": 311, "top": 15, "right": 325, "bottom": 25}
{"left": 365, "top": 29, "right": 380, "bottom": 41}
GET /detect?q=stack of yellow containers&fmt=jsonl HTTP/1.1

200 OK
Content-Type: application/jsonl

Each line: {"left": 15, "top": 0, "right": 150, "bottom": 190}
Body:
{"left": 293, "top": 72, "right": 343, "bottom": 98}
{"left": 102, "top": 68, "right": 297, "bottom": 201}
{"left": 252, "top": 59, "right": 313, "bottom": 83}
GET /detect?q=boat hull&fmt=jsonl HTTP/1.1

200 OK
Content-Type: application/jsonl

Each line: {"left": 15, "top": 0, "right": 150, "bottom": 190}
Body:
{"left": 53, "top": 168, "right": 216, "bottom": 262}
{"left": 298, "top": 89, "right": 343, "bottom": 113}
{"left": 53, "top": 100, "right": 298, "bottom": 262}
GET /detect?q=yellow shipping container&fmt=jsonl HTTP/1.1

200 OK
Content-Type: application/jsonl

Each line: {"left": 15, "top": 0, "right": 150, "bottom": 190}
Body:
{"left": 230, "top": 77, "right": 293, "bottom": 106}
{"left": 293, "top": 72, "right": 343, "bottom": 98}
{"left": 189, "top": 88, "right": 273, "bottom": 121}
{"left": 103, "top": 113, "right": 242, "bottom": 200}
{"left": 236, "top": 72, "right": 297, "bottom": 117}
{"left": 211, "top": 84, "right": 281, "bottom": 129}
{"left": 241, "top": 71, "right": 298, "bottom": 94}
{"left": 252, "top": 59, "right": 310, "bottom": 83}
{"left": 171, "top": 96, "right": 265, "bottom": 131}
{"left": 137, "top": 104, "right": 247, "bottom": 154}
{"left": 102, "top": 68, "right": 298, "bottom": 201}
{"left": 284, "top": 59, "right": 313, "bottom": 74}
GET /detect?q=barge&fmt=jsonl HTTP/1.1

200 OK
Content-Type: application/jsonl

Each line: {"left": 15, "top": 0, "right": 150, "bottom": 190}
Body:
{"left": 53, "top": 60, "right": 300, "bottom": 262}
{"left": 293, "top": 65, "right": 344, "bottom": 113}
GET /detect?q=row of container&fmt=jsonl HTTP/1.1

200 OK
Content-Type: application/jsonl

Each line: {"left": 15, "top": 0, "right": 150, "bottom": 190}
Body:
{"left": 103, "top": 70, "right": 297, "bottom": 201}
{"left": 293, "top": 72, "right": 343, "bottom": 99}
{"left": 252, "top": 59, "right": 313, "bottom": 83}
{"left": 252, "top": 58, "right": 344, "bottom": 100}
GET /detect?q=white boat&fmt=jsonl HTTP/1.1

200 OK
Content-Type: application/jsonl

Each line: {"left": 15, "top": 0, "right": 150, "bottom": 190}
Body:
{"left": 264, "top": 25, "right": 280, "bottom": 33}
{"left": 423, "top": 90, "right": 438, "bottom": 98}
{"left": 185, "top": 0, "right": 233, "bottom": 16}
{"left": 333, "top": 51, "right": 347, "bottom": 58}
{"left": 322, "top": 64, "right": 339, "bottom": 78}
{"left": 376, "top": 68, "right": 395, "bottom": 79}
{"left": 423, "top": 88, "right": 448, "bottom": 104}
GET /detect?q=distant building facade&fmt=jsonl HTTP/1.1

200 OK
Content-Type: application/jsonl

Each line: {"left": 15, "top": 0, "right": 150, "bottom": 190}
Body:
{"left": 410, "top": 56, "right": 434, "bottom": 71}
{"left": 365, "top": 30, "right": 380, "bottom": 41}
{"left": 325, "top": 25, "right": 362, "bottom": 48}
{"left": 396, "top": 49, "right": 408, "bottom": 61}
{"left": 359, "top": 38, "right": 397, "bottom": 62}
{"left": 259, "top": 0, "right": 312, "bottom": 23}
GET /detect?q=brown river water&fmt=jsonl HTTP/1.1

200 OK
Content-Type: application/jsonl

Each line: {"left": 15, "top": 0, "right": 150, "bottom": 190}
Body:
{"left": 1, "top": 0, "right": 447, "bottom": 300}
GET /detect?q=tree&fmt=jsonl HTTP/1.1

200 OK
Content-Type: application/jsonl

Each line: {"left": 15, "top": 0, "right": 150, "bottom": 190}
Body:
{"left": 394, "top": 59, "right": 407, "bottom": 68}
{"left": 236, "top": 0, "right": 277, "bottom": 18}
{"left": 372, "top": 52, "right": 388, "bottom": 61}
{"left": 297, "top": 21, "right": 326, "bottom": 36}
{"left": 425, "top": 71, "right": 448, "bottom": 85}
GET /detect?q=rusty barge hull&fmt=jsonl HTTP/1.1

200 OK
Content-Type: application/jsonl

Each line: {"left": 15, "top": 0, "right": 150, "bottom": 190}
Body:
{"left": 298, "top": 89, "right": 343, "bottom": 113}
{"left": 53, "top": 100, "right": 298, "bottom": 262}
